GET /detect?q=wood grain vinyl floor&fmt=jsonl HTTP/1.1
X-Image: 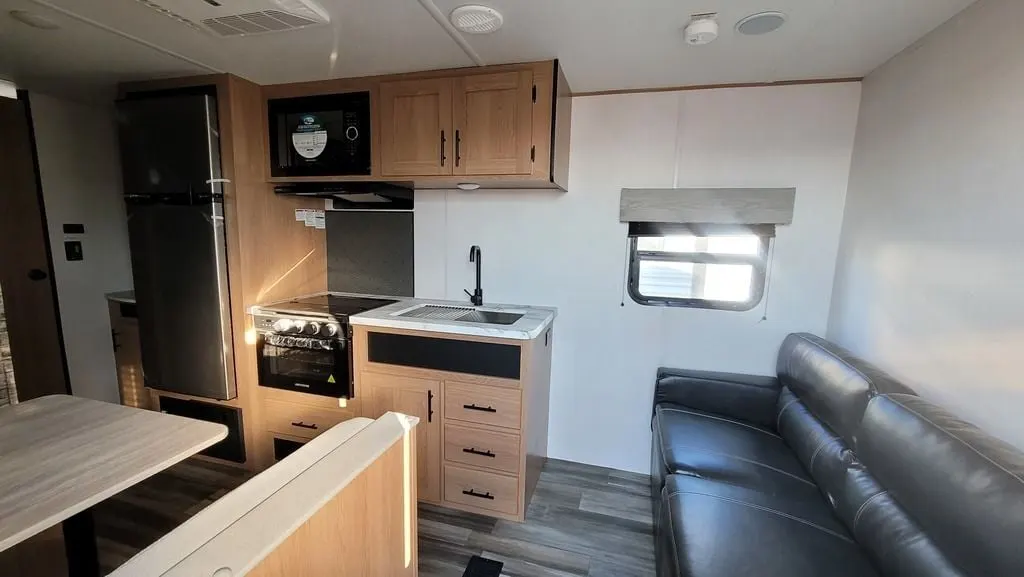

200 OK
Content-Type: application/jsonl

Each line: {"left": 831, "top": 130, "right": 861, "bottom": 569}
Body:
{"left": 94, "top": 457, "right": 655, "bottom": 576}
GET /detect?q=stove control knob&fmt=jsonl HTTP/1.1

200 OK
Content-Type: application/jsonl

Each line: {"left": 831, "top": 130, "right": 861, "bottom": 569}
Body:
{"left": 306, "top": 322, "right": 321, "bottom": 335}
{"left": 272, "top": 319, "right": 293, "bottom": 332}
{"left": 291, "top": 320, "right": 306, "bottom": 334}
{"left": 322, "top": 323, "right": 340, "bottom": 337}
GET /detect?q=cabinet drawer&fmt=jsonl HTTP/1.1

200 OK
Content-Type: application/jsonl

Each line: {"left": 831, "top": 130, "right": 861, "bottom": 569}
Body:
{"left": 445, "top": 424, "right": 521, "bottom": 474}
{"left": 265, "top": 399, "right": 352, "bottom": 440}
{"left": 445, "top": 382, "right": 522, "bottom": 430}
{"left": 444, "top": 464, "right": 519, "bottom": 516}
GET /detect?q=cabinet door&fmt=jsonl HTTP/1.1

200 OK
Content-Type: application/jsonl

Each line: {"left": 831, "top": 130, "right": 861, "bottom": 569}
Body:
{"left": 361, "top": 372, "right": 442, "bottom": 503}
{"left": 379, "top": 78, "right": 453, "bottom": 176}
{"left": 453, "top": 70, "right": 534, "bottom": 176}
{"left": 111, "top": 314, "right": 149, "bottom": 409}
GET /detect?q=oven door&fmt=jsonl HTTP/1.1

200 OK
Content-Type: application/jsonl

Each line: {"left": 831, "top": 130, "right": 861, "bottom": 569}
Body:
{"left": 257, "top": 332, "right": 352, "bottom": 398}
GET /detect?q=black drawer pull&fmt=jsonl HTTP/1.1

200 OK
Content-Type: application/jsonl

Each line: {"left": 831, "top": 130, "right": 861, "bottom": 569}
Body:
{"left": 463, "top": 447, "right": 496, "bottom": 458}
{"left": 462, "top": 489, "right": 494, "bottom": 500}
{"left": 463, "top": 404, "right": 497, "bottom": 413}
{"left": 290, "top": 421, "right": 318, "bottom": 430}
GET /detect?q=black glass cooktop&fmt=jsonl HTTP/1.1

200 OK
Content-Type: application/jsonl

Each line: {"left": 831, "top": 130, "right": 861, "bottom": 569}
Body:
{"left": 264, "top": 294, "right": 398, "bottom": 319}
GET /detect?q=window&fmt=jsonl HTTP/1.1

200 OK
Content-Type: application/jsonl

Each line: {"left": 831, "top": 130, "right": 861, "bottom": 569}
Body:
{"left": 627, "top": 225, "right": 770, "bottom": 311}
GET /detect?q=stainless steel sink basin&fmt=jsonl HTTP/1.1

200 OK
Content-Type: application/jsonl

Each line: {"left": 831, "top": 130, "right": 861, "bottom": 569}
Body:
{"left": 455, "top": 310, "right": 524, "bottom": 325}
{"left": 396, "top": 304, "right": 524, "bottom": 325}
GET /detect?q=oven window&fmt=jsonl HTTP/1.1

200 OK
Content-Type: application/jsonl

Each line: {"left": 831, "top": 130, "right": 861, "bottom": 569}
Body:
{"left": 261, "top": 343, "right": 338, "bottom": 382}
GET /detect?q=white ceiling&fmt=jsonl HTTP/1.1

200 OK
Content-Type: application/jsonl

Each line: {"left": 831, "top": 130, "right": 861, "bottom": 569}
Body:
{"left": 0, "top": 0, "right": 975, "bottom": 98}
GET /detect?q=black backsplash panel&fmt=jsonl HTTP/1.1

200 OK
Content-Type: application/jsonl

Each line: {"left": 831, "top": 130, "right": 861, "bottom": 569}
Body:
{"left": 327, "top": 211, "right": 413, "bottom": 296}
{"left": 368, "top": 332, "right": 521, "bottom": 380}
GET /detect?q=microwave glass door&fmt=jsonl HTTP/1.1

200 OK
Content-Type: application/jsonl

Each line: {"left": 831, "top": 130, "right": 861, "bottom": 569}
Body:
{"left": 269, "top": 92, "right": 371, "bottom": 177}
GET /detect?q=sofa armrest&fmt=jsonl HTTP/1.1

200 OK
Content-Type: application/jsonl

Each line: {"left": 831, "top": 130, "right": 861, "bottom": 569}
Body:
{"left": 654, "top": 367, "right": 781, "bottom": 429}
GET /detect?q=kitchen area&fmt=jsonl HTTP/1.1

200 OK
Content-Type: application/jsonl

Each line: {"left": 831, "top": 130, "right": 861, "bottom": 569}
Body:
{"left": 104, "top": 60, "right": 567, "bottom": 532}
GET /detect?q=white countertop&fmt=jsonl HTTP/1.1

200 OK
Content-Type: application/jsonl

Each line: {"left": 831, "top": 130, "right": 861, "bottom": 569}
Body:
{"left": 105, "top": 290, "right": 135, "bottom": 304}
{"left": 349, "top": 297, "right": 556, "bottom": 340}
{"left": 0, "top": 395, "right": 227, "bottom": 552}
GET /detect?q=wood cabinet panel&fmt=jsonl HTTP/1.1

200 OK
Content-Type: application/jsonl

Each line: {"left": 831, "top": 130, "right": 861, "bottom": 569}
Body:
{"left": 444, "top": 423, "right": 521, "bottom": 474}
{"left": 379, "top": 78, "right": 452, "bottom": 176}
{"left": 445, "top": 381, "right": 522, "bottom": 430}
{"left": 110, "top": 307, "right": 150, "bottom": 410}
{"left": 453, "top": 70, "right": 533, "bottom": 176}
{"left": 444, "top": 464, "right": 519, "bottom": 516}
{"left": 265, "top": 399, "right": 354, "bottom": 440}
{"left": 360, "top": 372, "right": 442, "bottom": 503}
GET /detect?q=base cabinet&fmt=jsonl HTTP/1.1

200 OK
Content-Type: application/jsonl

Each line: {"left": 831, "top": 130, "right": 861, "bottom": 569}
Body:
{"left": 108, "top": 301, "right": 150, "bottom": 410}
{"left": 353, "top": 324, "right": 553, "bottom": 522}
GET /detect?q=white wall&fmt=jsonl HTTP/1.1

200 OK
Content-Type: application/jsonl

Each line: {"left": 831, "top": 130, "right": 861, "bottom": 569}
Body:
{"left": 417, "top": 83, "right": 862, "bottom": 472}
{"left": 30, "top": 93, "right": 132, "bottom": 404}
{"left": 828, "top": 0, "right": 1024, "bottom": 450}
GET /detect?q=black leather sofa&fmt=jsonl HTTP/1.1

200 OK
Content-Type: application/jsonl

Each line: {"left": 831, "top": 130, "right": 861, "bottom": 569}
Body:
{"left": 651, "top": 332, "right": 1024, "bottom": 577}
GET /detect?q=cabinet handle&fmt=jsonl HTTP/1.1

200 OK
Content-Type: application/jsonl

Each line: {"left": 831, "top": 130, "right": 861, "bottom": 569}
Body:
{"left": 463, "top": 447, "right": 496, "bottom": 458}
{"left": 440, "top": 130, "right": 446, "bottom": 167}
{"left": 462, "top": 489, "right": 494, "bottom": 500}
{"left": 427, "top": 390, "right": 434, "bottom": 423}
{"left": 463, "top": 403, "right": 496, "bottom": 413}
{"left": 455, "top": 130, "right": 461, "bottom": 167}
{"left": 290, "top": 421, "right": 318, "bottom": 430}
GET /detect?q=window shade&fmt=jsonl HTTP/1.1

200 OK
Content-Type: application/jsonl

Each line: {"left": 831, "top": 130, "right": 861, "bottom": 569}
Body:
{"left": 619, "top": 188, "right": 796, "bottom": 225}
{"left": 627, "top": 222, "right": 776, "bottom": 238}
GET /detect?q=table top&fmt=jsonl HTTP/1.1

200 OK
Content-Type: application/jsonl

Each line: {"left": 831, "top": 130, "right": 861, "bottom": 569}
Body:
{"left": 0, "top": 395, "right": 227, "bottom": 551}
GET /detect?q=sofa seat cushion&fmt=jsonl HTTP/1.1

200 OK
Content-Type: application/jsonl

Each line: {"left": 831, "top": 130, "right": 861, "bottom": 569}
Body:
{"left": 661, "top": 474, "right": 879, "bottom": 577}
{"left": 654, "top": 403, "right": 813, "bottom": 490}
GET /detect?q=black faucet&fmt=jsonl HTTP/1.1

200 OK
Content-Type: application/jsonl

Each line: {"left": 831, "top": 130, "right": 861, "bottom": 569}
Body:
{"left": 465, "top": 245, "right": 483, "bottom": 306}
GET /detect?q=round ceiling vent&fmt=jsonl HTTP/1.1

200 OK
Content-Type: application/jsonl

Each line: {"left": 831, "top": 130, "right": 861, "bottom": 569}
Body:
{"left": 450, "top": 5, "right": 504, "bottom": 35}
{"left": 736, "top": 11, "right": 787, "bottom": 36}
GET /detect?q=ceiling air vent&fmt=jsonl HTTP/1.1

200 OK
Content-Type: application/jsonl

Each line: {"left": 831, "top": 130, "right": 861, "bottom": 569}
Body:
{"left": 133, "top": 0, "right": 329, "bottom": 36}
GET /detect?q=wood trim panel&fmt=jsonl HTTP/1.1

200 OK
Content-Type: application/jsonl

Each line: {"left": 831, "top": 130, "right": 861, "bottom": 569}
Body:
{"left": 444, "top": 422, "right": 521, "bottom": 474}
{"left": 551, "top": 63, "right": 573, "bottom": 190}
{"left": 573, "top": 76, "right": 863, "bottom": 97}
{"left": 523, "top": 327, "right": 552, "bottom": 507}
{"left": 443, "top": 464, "right": 519, "bottom": 517}
{"left": 264, "top": 399, "right": 355, "bottom": 440}
{"left": 445, "top": 382, "right": 522, "bottom": 430}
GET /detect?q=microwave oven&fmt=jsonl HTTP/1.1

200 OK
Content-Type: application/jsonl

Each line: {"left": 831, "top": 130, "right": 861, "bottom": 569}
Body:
{"left": 268, "top": 91, "right": 372, "bottom": 178}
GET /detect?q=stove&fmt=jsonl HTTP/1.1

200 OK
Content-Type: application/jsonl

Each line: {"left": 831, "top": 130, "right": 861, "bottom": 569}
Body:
{"left": 251, "top": 294, "right": 397, "bottom": 398}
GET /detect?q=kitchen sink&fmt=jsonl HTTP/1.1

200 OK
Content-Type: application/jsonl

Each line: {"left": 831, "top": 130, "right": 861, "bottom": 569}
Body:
{"left": 396, "top": 304, "right": 524, "bottom": 325}
{"left": 455, "top": 310, "right": 524, "bottom": 325}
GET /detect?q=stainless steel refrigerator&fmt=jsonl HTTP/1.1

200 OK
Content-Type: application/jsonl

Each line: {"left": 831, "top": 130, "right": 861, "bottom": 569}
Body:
{"left": 117, "top": 91, "right": 236, "bottom": 400}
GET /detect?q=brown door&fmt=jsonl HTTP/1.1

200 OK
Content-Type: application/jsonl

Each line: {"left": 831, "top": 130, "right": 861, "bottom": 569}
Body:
{"left": 361, "top": 373, "right": 442, "bottom": 503}
{"left": 379, "top": 78, "right": 453, "bottom": 177}
{"left": 0, "top": 95, "right": 69, "bottom": 401}
{"left": 453, "top": 70, "right": 534, "bottom": 176}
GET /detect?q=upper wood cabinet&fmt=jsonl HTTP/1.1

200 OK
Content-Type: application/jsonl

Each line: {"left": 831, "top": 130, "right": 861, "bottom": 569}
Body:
{"left": 452, "top": 70, "right": 534, "bottom": 176}
{"left": 263, "top": 60, "right": 571, "bottom": 189}
{"left": 379, "top": 78, "right": 453, "bottom": 177}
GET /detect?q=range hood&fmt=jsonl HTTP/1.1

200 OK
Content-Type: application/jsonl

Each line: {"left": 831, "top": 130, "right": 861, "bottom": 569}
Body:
{"left": 274, "top": 182, "right": 413, "bottom": 211}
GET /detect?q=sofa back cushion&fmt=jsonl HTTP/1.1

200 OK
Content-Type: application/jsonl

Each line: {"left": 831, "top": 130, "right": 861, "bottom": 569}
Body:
{"left": 776, "top": 333, "right": 912, "bottom": 444}
{"left": 855, "top": 394, "right": 1024, "bottom": 577}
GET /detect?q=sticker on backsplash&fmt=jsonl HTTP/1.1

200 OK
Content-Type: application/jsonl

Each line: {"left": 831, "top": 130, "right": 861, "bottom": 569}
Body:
{"left": 303, "top": 210, "right": 317, "bottom": 227}
{"left": 314, "top": 210, "right": 326, "bottom": 229}
{"left": 295, "top": 208, "right": 309, "bottom": 222}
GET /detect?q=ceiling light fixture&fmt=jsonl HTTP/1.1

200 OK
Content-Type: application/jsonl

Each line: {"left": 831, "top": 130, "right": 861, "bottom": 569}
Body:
{"left": 449, "top": 5, "right": 503, "bottom": 35}
{"left": 9, "top": 10, "right": 60, "bottom": 30}
{"left": 736, "top": 11, "right": 787, "bottom": 36}
{"left": 684, "top": 13, "right": 718, "bottom": 46}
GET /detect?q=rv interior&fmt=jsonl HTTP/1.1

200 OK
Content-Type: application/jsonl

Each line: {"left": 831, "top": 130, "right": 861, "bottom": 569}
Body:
{"left": 1, "top": 0, "right": 1023, "bottom": 575}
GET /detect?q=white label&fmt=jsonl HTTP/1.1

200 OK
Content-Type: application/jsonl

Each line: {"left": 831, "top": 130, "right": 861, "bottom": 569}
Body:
{"left": 295, "top": 208, "right": 307, "bottom": 222}
{"left": 303, "top": 210, "right": 317, "bottom": 227}
{"left": 313, "top": 210, "right": 326, "bottom": 230}
{"left": 292, "top": 114, "right": 327, "bottom": 160}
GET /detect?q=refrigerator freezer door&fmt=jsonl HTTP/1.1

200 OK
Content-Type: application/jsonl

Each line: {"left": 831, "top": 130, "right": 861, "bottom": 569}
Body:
{"left": 127, "top": 200, "right": 236, "bottom": 400}
{"left": 117, "top": 93, "right": 221, "bottom": 197}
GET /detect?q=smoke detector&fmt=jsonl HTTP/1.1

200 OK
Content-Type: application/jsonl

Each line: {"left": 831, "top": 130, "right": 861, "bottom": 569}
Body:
{"left": 684, "top": 13, "right": 719, "bottom": 46}
{"left": 131, "top": 0, "right": 330, "bottom": 36}
{"left": 450, "top": 5, "right": 504, "bottom": 35}
{"left": 736, "top": 11, "right": 787, "bottom": 36}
